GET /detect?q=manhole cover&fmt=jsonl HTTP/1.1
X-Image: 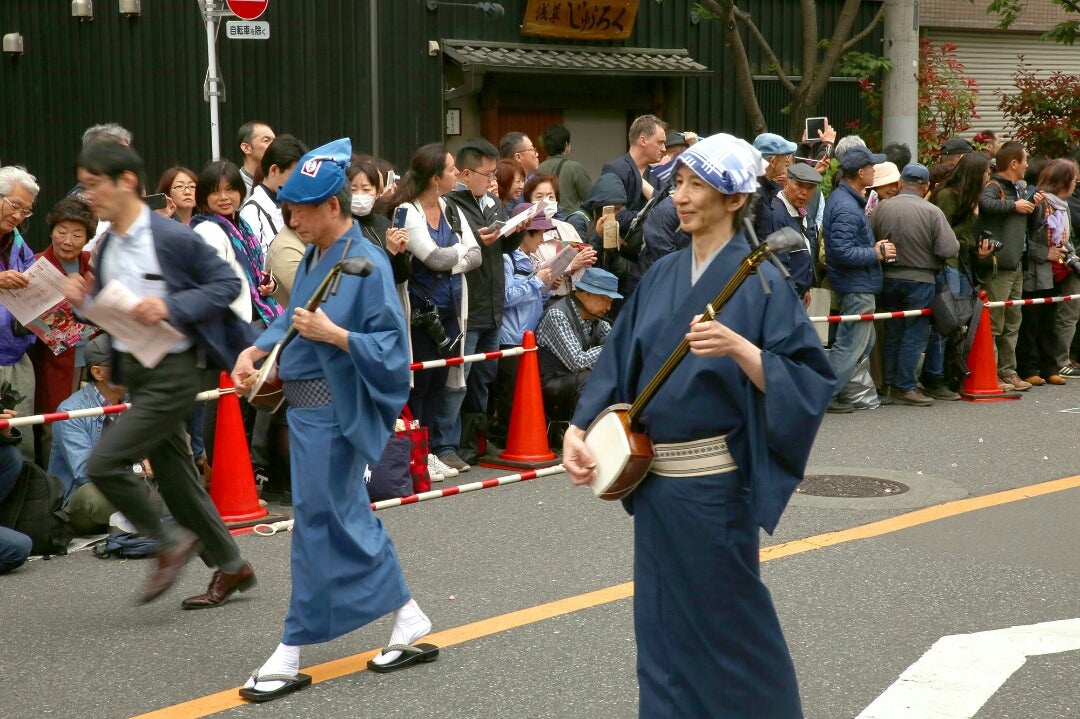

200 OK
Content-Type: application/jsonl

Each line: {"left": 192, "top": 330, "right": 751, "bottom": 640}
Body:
{"left": 796, "top": 474, "right": 910, "bottom": 498}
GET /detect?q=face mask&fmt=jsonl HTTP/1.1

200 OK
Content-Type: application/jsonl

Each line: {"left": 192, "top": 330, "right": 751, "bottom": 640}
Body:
{"left": 539, "top": 199, "right": 557, "bottom": 220}
{"left": 351, "top": 193, "right": 375, "bottom": 217}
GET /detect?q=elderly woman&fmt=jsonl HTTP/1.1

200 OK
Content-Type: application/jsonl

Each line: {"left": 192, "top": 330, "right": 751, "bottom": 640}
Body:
{"left": 563, "top": 134, "right": 835, "bottom": 718}
{"left": 31, "top": 196, "right": 98, "bottom": 463}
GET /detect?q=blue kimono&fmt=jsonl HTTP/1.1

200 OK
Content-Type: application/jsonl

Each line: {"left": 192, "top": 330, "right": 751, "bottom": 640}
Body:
{"left": 255, "top": 222, "right": 412, "bottom": 645}
{"left": 572, "top": 233, "right": 835, "bottom": 718}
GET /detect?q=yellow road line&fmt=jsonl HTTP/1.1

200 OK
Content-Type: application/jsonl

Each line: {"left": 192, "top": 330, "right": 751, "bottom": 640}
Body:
{"left": 132, "top": 474, "right": 1080, "bottom": 719}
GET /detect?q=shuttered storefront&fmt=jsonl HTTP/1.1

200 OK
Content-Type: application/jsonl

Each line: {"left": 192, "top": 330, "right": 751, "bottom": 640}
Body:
{"left": 922, "top": 28, "right": 1080, "bottom": 138}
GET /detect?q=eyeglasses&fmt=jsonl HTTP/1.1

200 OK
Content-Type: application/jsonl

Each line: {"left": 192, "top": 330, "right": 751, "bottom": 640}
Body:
{"left": 0, "top": 195, "right": 33, "bottom": 219}
{"left": 171, "top": 183, "right": 197, "bottom": 192}
{"left": 517, "top": 147, "right": 538, "bottom": 155}
{"left": 468, "top": 168, "right": 496, "bottom": 180}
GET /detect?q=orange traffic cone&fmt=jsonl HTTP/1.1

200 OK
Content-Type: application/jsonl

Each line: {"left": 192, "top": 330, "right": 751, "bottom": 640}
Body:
{"left": 209, "top": 372, "right": 270, "bottom": 526}
{"left": 481, "top": 331, "right": 561, "bottom": 470}
{"left": 961, "top": 291, "right": 1022, "bottom": 402}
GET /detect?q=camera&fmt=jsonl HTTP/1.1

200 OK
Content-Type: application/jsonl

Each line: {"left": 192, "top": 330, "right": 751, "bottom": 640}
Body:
{"left": 0, "top": 381, "right": 24, "bottom": 411}
{"left": 979, "top": 229, "right": 1003, "bottom": 253}
{"left": 411, "top": 304, "right": 460, "bottom": 357}
{"left": 1063, "top": 251, "right": 1080, "bottom": 277}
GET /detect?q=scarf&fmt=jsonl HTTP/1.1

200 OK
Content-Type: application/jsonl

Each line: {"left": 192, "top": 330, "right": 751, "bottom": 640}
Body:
{"left": 201, "top": 213, "right": 282, "bottom": 325}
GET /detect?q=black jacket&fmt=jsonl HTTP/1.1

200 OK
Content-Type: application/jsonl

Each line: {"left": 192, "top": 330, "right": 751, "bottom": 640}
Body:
{"left": 442, "top": 187, "right": 522, "bottom": 329}
{"left": 357, "top": 212, "right": 410, "bottom": 284}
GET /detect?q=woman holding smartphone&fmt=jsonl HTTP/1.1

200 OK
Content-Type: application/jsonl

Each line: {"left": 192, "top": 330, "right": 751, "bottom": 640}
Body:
{"left": 386, "top": 144, "right": 480, "bottom": 451}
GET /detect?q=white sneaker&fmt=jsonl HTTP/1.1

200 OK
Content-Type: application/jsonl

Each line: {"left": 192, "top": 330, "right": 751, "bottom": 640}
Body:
{"left": 427, "top": 453, "right": 457, "bottom": 480}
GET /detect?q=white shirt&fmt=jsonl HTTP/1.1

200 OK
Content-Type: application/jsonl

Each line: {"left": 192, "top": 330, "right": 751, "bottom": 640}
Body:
{"left": 192, "top": 219, "right": 253, "bottom": 323}
{"left": 98, "top": 204, "right": 192, "bottom": 353}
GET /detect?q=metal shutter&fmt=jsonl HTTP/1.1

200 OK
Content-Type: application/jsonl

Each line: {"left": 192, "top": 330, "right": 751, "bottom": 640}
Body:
{"left": 922, "top": 29, "right": 1080, "bottom": 139}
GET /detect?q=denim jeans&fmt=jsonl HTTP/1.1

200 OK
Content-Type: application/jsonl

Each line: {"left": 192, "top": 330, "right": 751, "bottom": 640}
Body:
{"left": 829, "top": 292, "right": 877, "bottom": 398}
{"left": 430, "top": 326, "right": 499, "bottom": 456}
{"left": 922, "top": 266, "right": 972, "bottom": 381}
{"left": 0, "top": 444, "right": 30, "bottom": 574}
{"left": 881, "top": 279, "right": 936, "bottom": 392}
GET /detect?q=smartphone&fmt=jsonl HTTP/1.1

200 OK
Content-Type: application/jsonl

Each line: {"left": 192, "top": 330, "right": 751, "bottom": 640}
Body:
{"left": 1025, "top": 186, "right": 1038, "bottom": 201}
{"left": 385, "top": 169, "right": 399, "bottom": 187}
{"left": 144, "top": 193, "right": 168, "bottom": 211}
{"left": 392, "top": 206, "right": 409, "bottom": 229}
{"left": 485, "top": 220, "right": 506, "bottom": 233}
{"left": 805, "top": 117, "right": 827, "bottom": 141}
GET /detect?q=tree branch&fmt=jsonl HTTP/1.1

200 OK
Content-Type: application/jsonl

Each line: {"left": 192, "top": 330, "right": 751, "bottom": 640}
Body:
{"left": 730, "top": 4, "right": 797, "bottom": 92}
{"left": 842, "top": 2, "right": 886, "bottom": 52}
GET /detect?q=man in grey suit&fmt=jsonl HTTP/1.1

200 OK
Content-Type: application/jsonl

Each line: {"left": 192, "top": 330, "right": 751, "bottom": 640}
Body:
{"left": 64, "top": 141, "right": 256, "bottom": 608}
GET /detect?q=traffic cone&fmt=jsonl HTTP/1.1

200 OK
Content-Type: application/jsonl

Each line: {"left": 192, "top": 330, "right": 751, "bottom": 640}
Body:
{"left": 208, "top": 372, "right": 271, "bottom": 527}
{"left": 961, "top": 292, "right": 1022, "bottom": 402}
{"left": 480, "top": 331, "right": 561, "bottom": 470}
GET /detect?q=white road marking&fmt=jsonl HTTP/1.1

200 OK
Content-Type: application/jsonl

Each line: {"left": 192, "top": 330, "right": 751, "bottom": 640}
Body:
{"left": 856, "top": 618, "right": 1080, "bottom": 718}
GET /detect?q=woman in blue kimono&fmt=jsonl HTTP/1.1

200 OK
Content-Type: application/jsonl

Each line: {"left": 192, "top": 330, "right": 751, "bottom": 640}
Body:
{"left": 232, "top": 139, "right": 436, "bottom": 702}
{"left": 563, "top": 133, "right": 835, "bottom": 718}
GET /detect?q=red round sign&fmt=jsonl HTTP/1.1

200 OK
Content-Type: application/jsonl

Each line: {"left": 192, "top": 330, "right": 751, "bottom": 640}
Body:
{"left": 227, "top": 0, "right": 268, "bottom": 21}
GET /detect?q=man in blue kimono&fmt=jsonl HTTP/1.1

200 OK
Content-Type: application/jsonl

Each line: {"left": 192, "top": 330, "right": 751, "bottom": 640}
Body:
{"left": 231, "top": 139, "right": 436, "bottom": 702}
{"left": 563, "top": 134, "right": 835, "bottom": 718}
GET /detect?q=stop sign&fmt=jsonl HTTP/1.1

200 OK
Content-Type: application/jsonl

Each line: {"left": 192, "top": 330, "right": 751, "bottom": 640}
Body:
{"left": 227, "top": 0, "right": 268, "bottom": 21}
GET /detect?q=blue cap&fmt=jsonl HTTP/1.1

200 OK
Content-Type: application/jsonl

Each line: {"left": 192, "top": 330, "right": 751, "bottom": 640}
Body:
{"left": 674, "top": 133, "right": 766, "bottom": 195}
{"left": 752, "top": 132, "right": 798, "bottom": 158}
{"left": 279, "top": 137, "right": 351, "bottom": 205}
{"left": 901, "top": 162, "right": 931, "bottom": 184}
{"left": 838, "top": 145, "right": 887, "bottom": 173}
{"left": 575, "top": 267, "right": 623, "bottom": 299}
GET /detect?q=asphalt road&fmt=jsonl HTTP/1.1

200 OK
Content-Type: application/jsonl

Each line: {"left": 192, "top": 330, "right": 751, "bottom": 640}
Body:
{"left": 2, "top": 381, "right": 1079, "bottom": 719}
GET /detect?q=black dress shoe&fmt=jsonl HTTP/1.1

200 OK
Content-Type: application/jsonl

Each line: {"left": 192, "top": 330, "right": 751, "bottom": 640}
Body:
{"left": 181, "top": 562, "right": 256, "bottom": 609}
{"left": 140, "top": 530, "right": 198, "bottom": 604}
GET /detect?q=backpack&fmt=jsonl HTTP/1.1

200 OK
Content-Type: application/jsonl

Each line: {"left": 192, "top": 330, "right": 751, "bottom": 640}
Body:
{"left": 92, "top": 531, "right": 160, "bottom": 559}
{"left": 0, "top": 461, "right": 74, "bottom": 556}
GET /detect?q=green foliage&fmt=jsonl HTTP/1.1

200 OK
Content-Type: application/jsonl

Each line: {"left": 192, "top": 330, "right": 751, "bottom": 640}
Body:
{"left": 980, "top": 0, "right": 1080, "bottom": 44}
{"left": 999, "top": 58, "right": 1080, "bottom": 158}
{"left": 917, "top": 40, "right": 980, "bottom": 163}
{"left": 839, "top": 51, "right": 892, "bottom": 150}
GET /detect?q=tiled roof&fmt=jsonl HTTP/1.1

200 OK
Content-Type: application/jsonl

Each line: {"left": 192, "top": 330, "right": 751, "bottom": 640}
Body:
{"left": 442, "top": 39, "right": 710, "bottom": 76}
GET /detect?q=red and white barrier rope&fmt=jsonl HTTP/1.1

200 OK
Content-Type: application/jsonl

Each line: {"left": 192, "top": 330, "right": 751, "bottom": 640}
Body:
{"left": 810, "top": 293, "right": 1080, "bottom": 324}
{"left": 253, "top": 463, "right": 567, "bottom": 535}
{"left": 809, "top": 308, "right": 931, "bottom": 323}
{"left": 0, "top": 387, "right": 236, "bottom": 429}
{"left": 409, "top": 345, "right": 532, "bottom": 372}
{"left": 985, "top": 294, "right": 1080, "bottom": 308}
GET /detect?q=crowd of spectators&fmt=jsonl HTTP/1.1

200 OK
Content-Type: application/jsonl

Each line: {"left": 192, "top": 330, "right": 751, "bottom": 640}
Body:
{"left": 4, "top": 113, "right": 1080, "bottom": 569}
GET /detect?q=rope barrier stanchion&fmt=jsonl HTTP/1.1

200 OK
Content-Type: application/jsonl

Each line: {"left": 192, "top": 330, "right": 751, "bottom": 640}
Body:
{"left": 0, "top": 386, "right": 238, "bottom": 430}
{"left": 252, "top": 464, "right": 568, "bottom": 536}
{"left": 409, "top": 345, "right": 532, "bottom": 372}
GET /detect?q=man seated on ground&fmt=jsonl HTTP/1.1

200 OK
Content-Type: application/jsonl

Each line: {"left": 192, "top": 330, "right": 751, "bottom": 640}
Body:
{"left": 0, "top": 410, "right": 31, "bottom": 574}
{"left": 49, "top": 335, "right": 152, "bottom": 535}
{"left": 535, "top": 267, "right": 621, "bottom": 429}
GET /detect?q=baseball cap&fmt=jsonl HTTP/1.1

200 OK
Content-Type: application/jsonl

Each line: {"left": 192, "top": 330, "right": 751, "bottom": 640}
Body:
{"left": 940, "top": 137, "right": 975, "bottom": 157}
{"left": 838, "top": 145, "right": 887, "bottom": 173}
{"left": 665, "top": 130, "right": 690, "bottom": 148}
{"left": 900, "top": 162, "right": 931, "bottom": 184}
{"left": 84, "top": 334, "right": 112, "bottom": 367}
{"left": 279, "top": 137, "right": 351, "bottom": 205}
{"left": 752, "top": 133, "right": 798, "bottom": 158}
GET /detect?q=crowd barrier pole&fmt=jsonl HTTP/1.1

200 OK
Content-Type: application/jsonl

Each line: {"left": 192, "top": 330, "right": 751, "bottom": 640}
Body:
{"left": 0, "top": 387, "right": 236, "bottom": 430}
{"left": 410, "top": 345, "right": 531, "bottom": 372}
{"left": 253, "top": 464, "right": 568, "bottom": 535}
{"left": 809, "top": 293, "right": 1080, "bottom": 324}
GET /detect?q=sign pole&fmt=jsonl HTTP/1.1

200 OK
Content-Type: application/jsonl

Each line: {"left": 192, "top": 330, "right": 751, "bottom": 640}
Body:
{"left": 202, "top": 0, "right": 222, "bottom": 160}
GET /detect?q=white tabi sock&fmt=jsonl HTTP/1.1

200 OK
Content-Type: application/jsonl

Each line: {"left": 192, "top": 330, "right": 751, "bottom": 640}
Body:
{"left": 370, "top": 599, "right": 432, "bottom": 666}
{"left": 243, "top": 642, "right": 301, "bottom": 693}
